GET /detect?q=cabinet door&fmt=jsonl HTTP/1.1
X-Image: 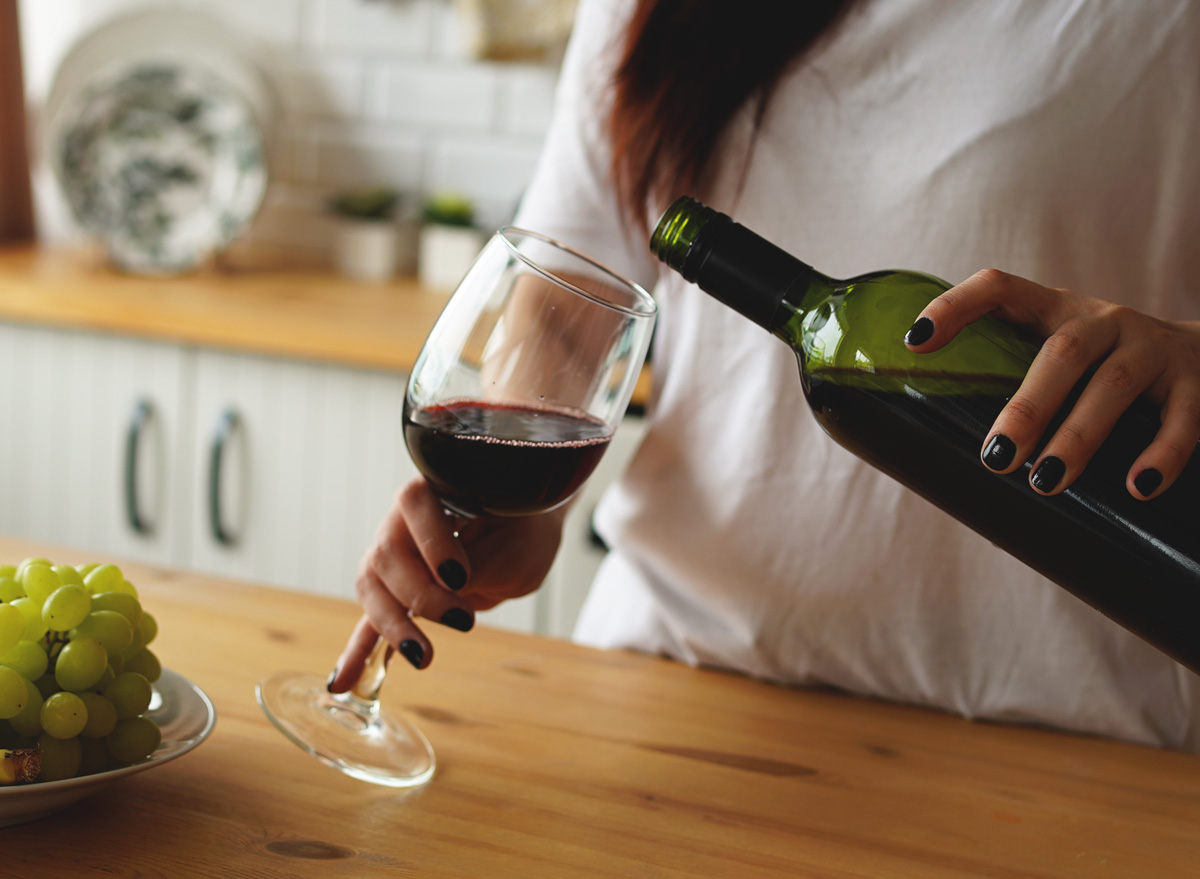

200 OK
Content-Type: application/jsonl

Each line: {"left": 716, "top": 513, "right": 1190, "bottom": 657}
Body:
{"left": 0, "top": 323, "right": 191, "bottom": 565}
{"left": 185, "top": 349, "right": 416, "bottom": 597}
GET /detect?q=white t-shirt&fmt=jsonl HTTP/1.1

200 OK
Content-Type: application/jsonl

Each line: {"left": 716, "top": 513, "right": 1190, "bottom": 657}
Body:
{"left": 514, "top": 0, "right": 1200, "bottom": 750}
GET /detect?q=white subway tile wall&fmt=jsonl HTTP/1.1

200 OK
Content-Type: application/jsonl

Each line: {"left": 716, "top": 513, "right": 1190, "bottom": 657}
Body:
{"left": 18, "top": 0, "right": 564, "bottom": 258}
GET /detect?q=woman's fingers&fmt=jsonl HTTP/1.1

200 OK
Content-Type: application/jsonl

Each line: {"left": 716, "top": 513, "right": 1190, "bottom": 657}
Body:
{"left": 1127, "top": 379, "right": 1200, "bottom": 499}
{"left": 396, "top": 479, "right": 471, "bottom": 593}
{"left": 903, "top": 269, "right": 1071, "bottom": 351}
{"left": 907, "top": 269, "right": 1200, "bottom": 497}
{"left": 365, "top": 480, "right": 476, "bottom": 631}
{"left": 981, "top": 315, "right": 1125, "bottom": 486}
{"left": 328, "top": 614, "right": 394, "bottom": 693}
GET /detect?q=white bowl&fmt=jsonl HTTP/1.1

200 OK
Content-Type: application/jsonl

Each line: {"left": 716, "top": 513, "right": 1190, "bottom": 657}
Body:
{"left": 0, "top": 668, "right": 217, "bottom": 828}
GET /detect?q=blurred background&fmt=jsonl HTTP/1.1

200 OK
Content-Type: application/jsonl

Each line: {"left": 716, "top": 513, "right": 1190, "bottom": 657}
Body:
{"left": 9, "top": 0, "right": 573, "bottom": 271}
{"left": 0, "top": 0, "right": 639, "bottom": 642}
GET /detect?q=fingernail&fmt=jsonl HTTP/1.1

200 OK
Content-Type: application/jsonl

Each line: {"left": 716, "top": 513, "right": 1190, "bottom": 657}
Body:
{"left": 398, "top": 639, "right": 424, "bottom": 669}
{"left": 440, "top": 607, "right": 474, "bottom": 632}
{"left": 1134, "top": 468, "right": 1163, "bottom": 498}
{"left": 1031, "top": 456, "right": 1066, "bottom": 493}
{"left": 326, "top": 668, "right": 338, "bottom": 693}
{"left": 982, "top": 434, "right": 1016, "bottom": 471}
{"left": 904, "top": 317, "right": 934, "bottom": 346}
{"left": 438, "top": 559, "right": 467, "bottom": 590}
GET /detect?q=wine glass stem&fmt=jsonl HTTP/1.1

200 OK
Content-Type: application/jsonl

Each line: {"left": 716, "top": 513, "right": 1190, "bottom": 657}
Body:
{"left": 350, "top": 637, "right": 392, "bottom": 702}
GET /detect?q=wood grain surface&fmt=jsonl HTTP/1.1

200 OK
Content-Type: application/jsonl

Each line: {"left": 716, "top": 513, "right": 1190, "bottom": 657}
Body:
{"left": 2, "top": 534, "right": 1198, "bottom": 878}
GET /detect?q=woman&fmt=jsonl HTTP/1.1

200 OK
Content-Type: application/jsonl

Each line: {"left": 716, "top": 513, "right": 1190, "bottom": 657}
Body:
{"left": 331, "top": 0, "right": 1200, "bottom": 749}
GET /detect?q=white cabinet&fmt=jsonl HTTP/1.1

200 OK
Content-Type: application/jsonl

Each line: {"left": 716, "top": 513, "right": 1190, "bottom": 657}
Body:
{"left": 0, "top": 323, "right": 190, "bottom": 567}
{"left": 183, "top": 348, "right": 417, "bottom": 600}
{"left": 0, "top": 320, "right": 642, "bottom": 637}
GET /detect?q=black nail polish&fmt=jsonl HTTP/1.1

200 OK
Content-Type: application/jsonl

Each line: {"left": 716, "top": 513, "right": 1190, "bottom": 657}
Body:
{"left": 440, "top": 607, "right": 474, "bottom": 632}
{"left": 1031, "top": 456, "right": 1066, "bottom": 493}
{"left": 399, "top": 639, "right": 424, "bottom": 669}
{"left": 325, "top": 668, "right": 338, "bottom": 693}
{"left": 1134, "top": 468, "right": 1163, "bottom": 498}
{"left": 904, "top": 316, "right": 934, "bottom": 346}
{"left": 438, "top": 559, "right": 467, "bottom": 591}
{"left": 982, "top": 434, "right": 1016, "bottom": 471}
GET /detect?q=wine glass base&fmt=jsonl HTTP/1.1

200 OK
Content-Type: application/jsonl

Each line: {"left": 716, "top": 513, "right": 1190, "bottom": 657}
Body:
{"left": 256, "top": 670, "right": 436, "bottom": 788}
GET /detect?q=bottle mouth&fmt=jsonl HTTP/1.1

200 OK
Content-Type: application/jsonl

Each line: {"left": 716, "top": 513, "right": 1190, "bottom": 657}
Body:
{"left": 650, "top": 196, "right": 721, "bottom": 275}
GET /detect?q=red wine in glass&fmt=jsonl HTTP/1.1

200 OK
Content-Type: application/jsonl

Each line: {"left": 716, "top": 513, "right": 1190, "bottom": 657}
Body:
{"left": 404, "top": 399, "right": 612, "bottom": 518}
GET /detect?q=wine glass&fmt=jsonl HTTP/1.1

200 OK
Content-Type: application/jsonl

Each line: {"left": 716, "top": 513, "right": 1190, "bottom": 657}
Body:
{"left": 257, "top": 227, "right": 657, "bottom": 787}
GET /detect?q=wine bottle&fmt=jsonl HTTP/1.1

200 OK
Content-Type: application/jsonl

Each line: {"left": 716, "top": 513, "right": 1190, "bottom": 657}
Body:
{"left": 650, "top": 196, "right": 1200, "bottom": 675}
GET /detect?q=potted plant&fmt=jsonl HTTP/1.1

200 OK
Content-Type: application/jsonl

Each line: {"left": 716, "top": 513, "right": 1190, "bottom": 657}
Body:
{"left": 418, "top": 191, "right": 485, "bottom": 291}
{"left": 328, "top": 186, "right": 412, "bottom": 283}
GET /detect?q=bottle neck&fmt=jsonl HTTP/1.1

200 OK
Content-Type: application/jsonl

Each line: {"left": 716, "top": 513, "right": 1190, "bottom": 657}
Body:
{"left": 653, "top": 204, "right": 819, "bottom": 331}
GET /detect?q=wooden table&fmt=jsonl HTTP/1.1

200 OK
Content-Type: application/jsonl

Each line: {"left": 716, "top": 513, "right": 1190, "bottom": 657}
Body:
{"left": 4, "top": 535, "right": 1199, "bottom": 877}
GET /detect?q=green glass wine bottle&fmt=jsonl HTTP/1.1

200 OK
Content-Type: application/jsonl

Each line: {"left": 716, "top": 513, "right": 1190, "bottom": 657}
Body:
{"left": 651, "top": 196, "right": 1200, "bottom": 675}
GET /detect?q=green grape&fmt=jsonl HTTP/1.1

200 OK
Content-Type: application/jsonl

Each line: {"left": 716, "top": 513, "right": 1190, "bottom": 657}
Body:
{"left": 0, "top": 666, "right": 28, "bottom": 719}
{"left": 106, "top": 716, "right": 160, "bottom": 764}
{"left": 90, "top": 591, "right": 142, "bottom": 627}
{"left": 42, "top": 583, "right": 91, "bottom": 632}
{"left": 0, "top": 575, "right": 22, "bottom": 603}
{"left": 41, "top": 691, "right": 88, "bottom": 739}
{"left": 137, "top": 612, "right": 158, "bottom": 647}
{"left": 107, "top": 654, "right": 125, "bottom": 675}
{"left": 19, "top": 563, "right": 60, "bottom": 606}
{"left": 77, "top": 735, "right": 111, "bottom": 776}
{"left": 70, "top": 610, "right": 133, "bottom": 656}
{"left": 82, "top": 564, "right": 124, "bottom": 596}
{"left": 16, "top": 557, "right": 51, "bottom": 576}
{"left": 37, "top": 732, "right": 82, "bottom": 781}
{"left": 0, "top": 603, "right": 24, "bottom": 655}
{"left": 119, "top": 627, "right": 145, "bottom": 661}
{"left": 51, "top": 564, "right": 85, "bottom": 589}
{"left": 9, "top": 677, "right": 44, "bottom": 737}
{"left": 124, "top": 648, "right": 161, "bottom": 683}
{"left": 103, "top": 671, "right": 152, "bottom": 719}
{"left": 75, "top": 562, "right": 99, "bottom": 579}
{"left": 0, "top": 564, "right": 16, "bottom": 579}
{"left": 9, "top": 596, "right": 48, "bottom": 641}
{"left": 78, "top": 692, "right": 118, "bottom": 738}
{"left": 1, "top": 640, "right": 48, "bottom": 681}
{"left": 54, "top": 636, "right": 108, "bottom": 692}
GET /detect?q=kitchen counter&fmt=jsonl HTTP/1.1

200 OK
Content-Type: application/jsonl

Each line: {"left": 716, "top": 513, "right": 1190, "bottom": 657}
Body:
{"left": 0, "top": 244, "right": 653, "bottom": 404}
{"left": 0, "top": 244, "right": 451, "bottom": 372}
{"left": 4, "top": 534, "right": 1198, "bottom": 878}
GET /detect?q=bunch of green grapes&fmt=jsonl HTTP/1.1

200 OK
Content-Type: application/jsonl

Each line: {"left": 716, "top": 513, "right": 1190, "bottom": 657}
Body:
{"left": 0, "top": 558, "right": 162, "bottom": 782}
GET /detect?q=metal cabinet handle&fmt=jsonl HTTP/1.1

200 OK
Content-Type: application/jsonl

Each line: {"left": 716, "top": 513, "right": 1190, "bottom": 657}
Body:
{"left": 208, "top": 408, "right": 241, "bottom": 546}
{"left": 124, "top": 398, "right": 155, "bottom": 535}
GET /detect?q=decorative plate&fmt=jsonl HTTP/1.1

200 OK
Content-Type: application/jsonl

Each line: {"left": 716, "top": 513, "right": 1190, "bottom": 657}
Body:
{"left": 0, "top": 668, "right": 217, "bottom": 828}
{"left": 54, "top": 62, "right": 267, "bottom": 275}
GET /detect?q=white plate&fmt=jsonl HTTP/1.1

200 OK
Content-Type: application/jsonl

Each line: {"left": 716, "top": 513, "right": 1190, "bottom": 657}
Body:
{"left": 43, "top": 9, "right": 275, "bottom": 275}
{"left": 0, "top": 668, "right": 217, "bottom": 828}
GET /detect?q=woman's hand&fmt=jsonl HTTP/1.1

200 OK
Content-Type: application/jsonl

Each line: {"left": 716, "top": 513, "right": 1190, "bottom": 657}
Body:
{"left": 904, "top": 268, "right": 1200, "bottom": 499}
{"left": 327, "top": 477, "right": 567, "bottom": 692}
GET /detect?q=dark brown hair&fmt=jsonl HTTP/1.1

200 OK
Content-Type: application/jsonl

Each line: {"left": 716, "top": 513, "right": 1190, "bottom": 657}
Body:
{"left": 607, "top": 0, "right": 859, "bottom": 228}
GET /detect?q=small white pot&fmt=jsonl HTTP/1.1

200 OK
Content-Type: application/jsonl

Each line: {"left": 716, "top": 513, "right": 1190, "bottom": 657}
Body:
{"left": 333, "top": 218, "right": 400, "bottom": 283}
{"left": 419, "top": 224, "right": 485, "bottom": 291}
